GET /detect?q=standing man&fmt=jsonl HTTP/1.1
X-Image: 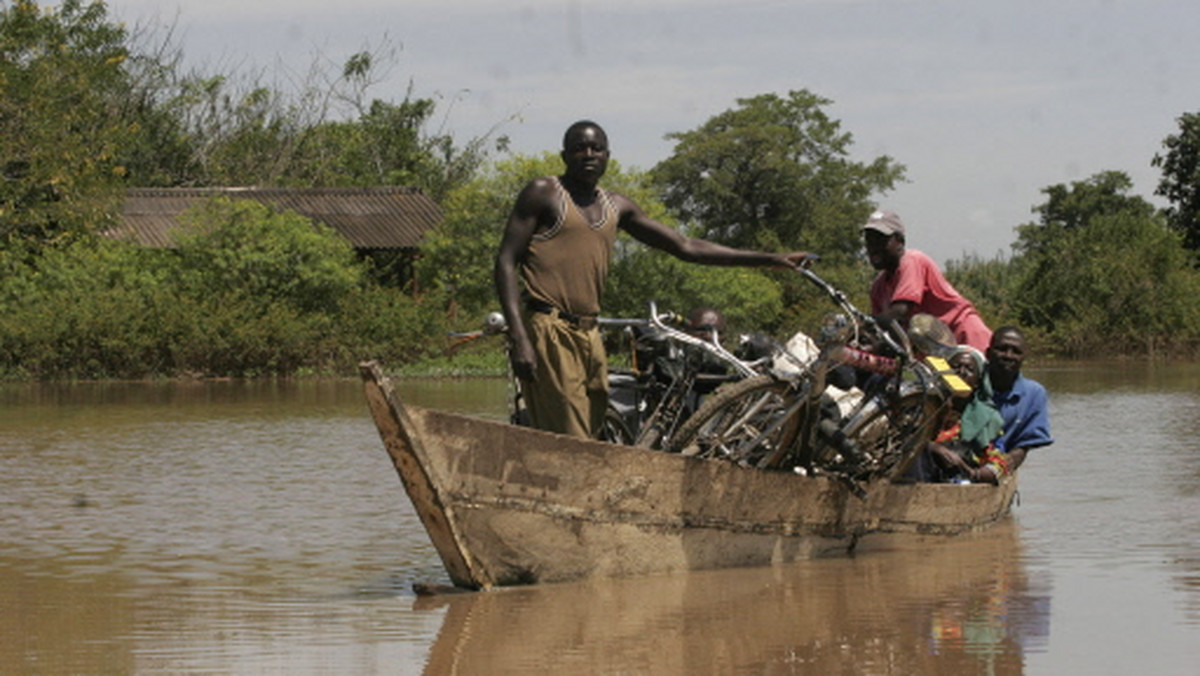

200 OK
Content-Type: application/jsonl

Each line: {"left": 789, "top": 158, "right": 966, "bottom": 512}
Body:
{"left": 495, "top": 120, "right": 813, "bottom": 439}
{"left": 862, "top": 209, "right": 992, "bottom": 352}
{"left": 985, "top": 326, "right": 1053, "bottom": 479}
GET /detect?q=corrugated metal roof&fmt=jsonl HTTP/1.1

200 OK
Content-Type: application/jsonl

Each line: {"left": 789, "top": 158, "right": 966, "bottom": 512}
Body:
{"left": 108, "top": 186, "right": 443, "bottom": 250}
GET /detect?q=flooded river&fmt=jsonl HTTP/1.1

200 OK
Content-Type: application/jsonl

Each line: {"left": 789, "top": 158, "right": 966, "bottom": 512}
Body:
{"left": 1, "top": 362, "right": 1198, "bottom": 674}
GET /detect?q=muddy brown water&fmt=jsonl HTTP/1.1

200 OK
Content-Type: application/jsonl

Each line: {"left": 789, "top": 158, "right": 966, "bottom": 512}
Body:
{"left": 2, "top": 362, "right": 1198, "bottom": 674}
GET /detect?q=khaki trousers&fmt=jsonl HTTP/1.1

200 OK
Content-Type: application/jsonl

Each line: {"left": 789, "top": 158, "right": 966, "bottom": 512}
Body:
{"left": 522, "top": 311, "right": 607, "bottom": 439}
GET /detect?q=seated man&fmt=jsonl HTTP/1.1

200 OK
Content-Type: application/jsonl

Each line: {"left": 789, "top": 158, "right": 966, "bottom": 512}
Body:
{"left": 986, "top": 326, "right": 1053, "bottom": 474}
{"left": 681, "top": 307, "right": 737, "bottom": 409}
{"left": 686, "top": 306, "right": 726, "bottom": 342}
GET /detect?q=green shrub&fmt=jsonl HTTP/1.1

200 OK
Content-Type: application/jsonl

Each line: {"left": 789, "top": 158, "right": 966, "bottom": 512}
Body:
{"left": 0, "top": 197, "right": 456, "bottom": 379}
{"left": 0, "top": 238, "right": 176, "bottom": 378}
{"left": 173, "top": 198, "right": 364, "bottom": 315}
{"left": 333, "top": 285, "right": 451, "bottom": 371}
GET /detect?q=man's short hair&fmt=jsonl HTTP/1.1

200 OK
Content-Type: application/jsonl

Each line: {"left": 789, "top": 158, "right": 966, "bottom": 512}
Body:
{"left": 990, "top": 325, "right": 1024, "bottom": 346}
{"left": 562, "top": 120, "right": 606, "bottom": 149}
{"left": 687, "top": 306, "right": 726, "bottom": 333}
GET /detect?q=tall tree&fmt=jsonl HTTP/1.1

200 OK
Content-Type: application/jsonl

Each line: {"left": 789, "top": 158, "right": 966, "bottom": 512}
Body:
{"left": 1153, "top": 111, "right": 1200, "bottom": 250}
{"left": 1014, "top": 171, "right": 1156, "bottom": 258}
{"left": 1010, "top": 171, "right": 1198, "bottom": 354}
{"left": 649, "top": 90, "right": 905, "bottom": 260}
{"left": 117, "top": 40, "right": 505, "bottom": 198}
{"left": 0, "top": 0, "right": 131, "bottom": 247}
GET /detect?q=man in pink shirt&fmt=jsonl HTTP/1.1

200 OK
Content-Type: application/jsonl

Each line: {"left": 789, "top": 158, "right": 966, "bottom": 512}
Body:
{"left": 862, "top": 210, "right": 992, "bottom": 352}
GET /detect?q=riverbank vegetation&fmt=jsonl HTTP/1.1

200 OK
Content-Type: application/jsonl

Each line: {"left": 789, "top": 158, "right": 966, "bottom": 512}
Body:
{"left": 4, "top": 1, "right": 1200, "bottom": 380}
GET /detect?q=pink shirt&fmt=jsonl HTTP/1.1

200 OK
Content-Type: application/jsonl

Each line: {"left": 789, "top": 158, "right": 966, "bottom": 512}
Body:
{"left": 870, "top": 249, "right": 992, "bottom": 352}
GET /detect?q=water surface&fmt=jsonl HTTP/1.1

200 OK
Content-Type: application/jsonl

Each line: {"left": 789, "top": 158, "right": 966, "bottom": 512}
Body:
{"left": 1, "top": 363, "right": 1197, "bottom": 674}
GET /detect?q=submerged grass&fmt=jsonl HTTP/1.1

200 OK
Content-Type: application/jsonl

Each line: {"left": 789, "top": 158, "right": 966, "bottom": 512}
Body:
{"left": 393, "top": 349, "right": 508, "bottom": 378}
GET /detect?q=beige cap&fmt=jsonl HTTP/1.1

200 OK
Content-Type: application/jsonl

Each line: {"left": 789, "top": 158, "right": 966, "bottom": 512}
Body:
{"left": 861, "top": 209, "right": 905, "bottom": 236}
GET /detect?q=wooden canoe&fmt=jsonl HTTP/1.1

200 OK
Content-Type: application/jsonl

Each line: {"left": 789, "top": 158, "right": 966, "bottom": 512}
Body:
{"left": 360, "top": 361, "right": 1018, "bottom": 590}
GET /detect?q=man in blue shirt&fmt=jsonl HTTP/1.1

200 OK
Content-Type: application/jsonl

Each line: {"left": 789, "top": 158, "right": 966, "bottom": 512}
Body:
{"left": 986, "top": 326, "right": 1053, "bottom": 479}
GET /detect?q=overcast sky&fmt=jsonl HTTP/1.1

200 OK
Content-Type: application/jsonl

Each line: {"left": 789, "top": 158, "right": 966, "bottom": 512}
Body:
{"left": 104, "top": 0, "right": 1197, "bottom": 264}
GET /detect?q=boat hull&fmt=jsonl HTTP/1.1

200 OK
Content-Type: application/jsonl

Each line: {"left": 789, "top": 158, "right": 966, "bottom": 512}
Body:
{"left": 360, "top": 362, "right": 1017, "bottom": 589}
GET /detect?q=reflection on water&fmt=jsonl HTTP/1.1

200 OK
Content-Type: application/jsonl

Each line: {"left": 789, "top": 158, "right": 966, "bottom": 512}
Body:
{"left": 2, "top": 364, "right": 1199, "bottom": 674}
{"left": 421, "top": 522, "right": 1046, "bottom": 675}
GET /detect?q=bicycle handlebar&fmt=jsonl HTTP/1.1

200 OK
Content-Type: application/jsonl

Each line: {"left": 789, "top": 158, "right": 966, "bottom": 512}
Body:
{"left": 794, "top": 266, "right": 913, "bottom": 361}
{"left": 642, "top": 301, "right": 761, "bottom": 378}
{"left": 448, "top": 302, "right": 767, "bottom": 380}
{"left": 597, "top": 307, "right": 683, "bottom": 330}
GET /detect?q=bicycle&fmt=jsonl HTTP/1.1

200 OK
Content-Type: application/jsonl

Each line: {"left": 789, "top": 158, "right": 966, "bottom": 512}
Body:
{"left": 447, "top": 303, "right": 773, "bottom": 448}
{"left": 666, "top": 267, "right": 971, "bottom": 490}
{"left": 599, "top": 301, "right": 771, "bottom": 449}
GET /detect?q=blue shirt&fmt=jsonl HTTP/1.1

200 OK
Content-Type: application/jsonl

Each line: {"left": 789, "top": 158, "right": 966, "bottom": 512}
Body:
{"left": 992, "top": 374, "right": 1053, "bottom": 453}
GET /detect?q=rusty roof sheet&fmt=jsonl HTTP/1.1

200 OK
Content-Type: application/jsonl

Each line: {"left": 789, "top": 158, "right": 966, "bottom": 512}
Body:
{"left": 109, "top": 186, "right": 443, "bottom": 249}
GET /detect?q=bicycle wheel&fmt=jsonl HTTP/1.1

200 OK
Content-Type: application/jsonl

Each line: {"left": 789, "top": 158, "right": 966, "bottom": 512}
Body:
{"left": 836, "top": 388, "right": 932, "bottom": 477}
{"left": 599, "top": 404, "right": 636, "bottom": 446}
{"left": 666, "top": 374, "right": 808, "bottom": 468}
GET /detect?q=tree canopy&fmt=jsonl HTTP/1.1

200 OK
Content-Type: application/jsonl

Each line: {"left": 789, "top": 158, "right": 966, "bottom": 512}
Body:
{"left": 650, "top": 90, "right": 906, "bottom": 260}
{"left": 0, "top": 0, "right": 131, "bottom": 246}
{"left": 996, "top": 171, "right": 1200, "bottom": 354}
{"left": 1153, "top": 111, "right": 1200, "bottom": 251}
{"left": 2, "top": 0, "right": 503, "bottom": 227}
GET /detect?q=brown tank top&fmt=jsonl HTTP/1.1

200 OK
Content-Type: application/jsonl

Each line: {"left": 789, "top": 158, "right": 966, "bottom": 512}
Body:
{"left": 521, "top": 177, "right": 619, "bottom": 316}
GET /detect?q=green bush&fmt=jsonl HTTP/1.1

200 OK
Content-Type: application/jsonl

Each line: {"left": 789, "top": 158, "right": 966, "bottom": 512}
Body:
{"left": 0, "top": 198, "right": 454, "bottom": 379}
{"left": 330, "top": 285, "right": 451, "bottom": 372}
{"left": 0, "top": 238, "right": 175, "bottom": 378}
{"left": 173, "top": 198, "right": 364, "bottom": 315}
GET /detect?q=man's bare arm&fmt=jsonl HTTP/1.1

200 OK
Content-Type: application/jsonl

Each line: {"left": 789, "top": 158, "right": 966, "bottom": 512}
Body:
{"left": 612, "top": 192, "right": 811, "bottom": 268}
{"left": 494, "top": 178, "right": 556, "bottom": 382}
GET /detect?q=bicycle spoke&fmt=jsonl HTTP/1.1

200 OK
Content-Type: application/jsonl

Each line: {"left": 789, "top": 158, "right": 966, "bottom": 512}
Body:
{"left": 668, "top": 374, "right": 808, "bottom": 468}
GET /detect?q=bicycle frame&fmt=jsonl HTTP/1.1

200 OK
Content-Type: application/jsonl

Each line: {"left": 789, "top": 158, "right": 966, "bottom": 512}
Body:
{"left": 601, "top": 301, "right": 765, "bottom": 448}
{"left": 792, "top": 267, "right": 964, "bottom": 481}
{"left": 448, "top": 304, "right": 767, "bottom": 448}
{"left": 665, "top": 268, "right": 967, "bottom": 489}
